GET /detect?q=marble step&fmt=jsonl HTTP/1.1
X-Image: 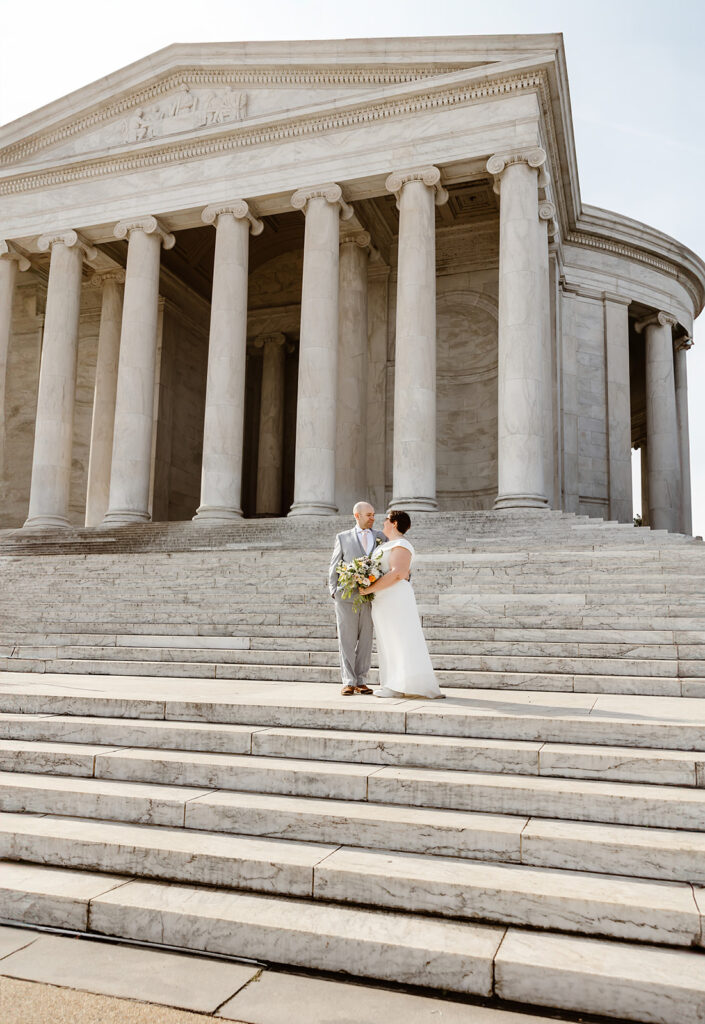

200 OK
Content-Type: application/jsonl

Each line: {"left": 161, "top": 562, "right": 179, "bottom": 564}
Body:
{"left": 3, "top": 738, "right": 705, "bottom": 829}
{"left": 0, "top": 859, "right": 505, "bottom": 996}
{"left": 4, "top": 631, "right": 703, "bottom": 660}
{"left": 3, "top": 656, "right": 702, "bottom": 697}
{"left": 6, "top": 643, "right": 691, "bottom": 678}
{"left": 3, "top": 863, "right": 705, "bottom": 1023}
{"left": 2, "top": 684, "right": 705, "bottom": 751}
{"left": 0, "top": 812, "right": 700, "bottom": 946}
{"left": 2, "top": 625, "right": 705, "bottom": 646}
{"left": 1, "top": 714, "right": 702, "bottom": 786}
{"left": 3, "top": 771, "right": 705, "bottom": 884}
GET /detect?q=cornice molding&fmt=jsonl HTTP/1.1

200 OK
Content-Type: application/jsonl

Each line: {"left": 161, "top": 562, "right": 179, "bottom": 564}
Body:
{"left": 0, "top": 69, "right": 546, "bottom": 197}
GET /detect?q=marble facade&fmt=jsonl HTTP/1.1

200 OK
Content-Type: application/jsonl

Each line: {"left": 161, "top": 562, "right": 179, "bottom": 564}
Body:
{"left": 0, "top": 35, "right": 702, "bottom": 531}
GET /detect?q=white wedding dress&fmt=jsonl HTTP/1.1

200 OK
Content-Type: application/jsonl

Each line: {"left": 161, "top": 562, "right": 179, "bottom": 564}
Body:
{"left": 371, "top": 538, "right": 442, "bottom": 698}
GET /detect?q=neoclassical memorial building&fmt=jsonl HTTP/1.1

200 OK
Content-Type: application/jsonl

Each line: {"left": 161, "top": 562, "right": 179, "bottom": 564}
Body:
{"left": 0, "top": 35, "right": 702, "bottom": 534}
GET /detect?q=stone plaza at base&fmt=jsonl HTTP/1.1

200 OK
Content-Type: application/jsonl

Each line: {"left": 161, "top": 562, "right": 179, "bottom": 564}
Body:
{"left": 0, "top": 34, "right": 702, "bottom": 535}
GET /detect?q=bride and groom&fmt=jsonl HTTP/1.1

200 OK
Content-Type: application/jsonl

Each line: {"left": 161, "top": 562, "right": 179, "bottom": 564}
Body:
{"left": 328, "top": 501, "right": 444, "bottom": 699}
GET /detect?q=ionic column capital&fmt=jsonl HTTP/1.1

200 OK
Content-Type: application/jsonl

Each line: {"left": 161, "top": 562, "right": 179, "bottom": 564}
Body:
{"left": 340, "top": 230, "right": 371, "bottom": 249}
{"left": 487, "top": 149, "right": 549, "bottom": 194}
{"left": 291, "top": 183, "right": 354, "bottom": 220}
{"left": 37, "top": 229, "right": 97, "bottom": 262}
{"left": 635, "top": 310, "right": 679, "bottom": 334}
{"left": 0, "top": 240, "right": 30, "bottom": 271}
{"left": 202, "top": 200, "right": 264, "bottom": 236}
{"left": 385, "top": 165, "right": 448, "bottom": 207}
{"left": 113, "top": 215, "right": 175, "bottom": 250}
{"left": 90, "top": 269, "right": 126, "bottom": 288}
{"left": 675, "top": 335, "right": 694, "bottom": 352}
{"left": 538, "top": 200, "right": 558, "bottom": 239}
{"left": 254, "top": 332, "right": 286, "bottom": 349}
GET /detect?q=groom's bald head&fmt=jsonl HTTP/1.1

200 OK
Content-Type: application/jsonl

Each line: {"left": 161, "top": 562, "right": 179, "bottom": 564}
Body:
{"left": 353, "top": 501, "right": 375, "bottom": 529}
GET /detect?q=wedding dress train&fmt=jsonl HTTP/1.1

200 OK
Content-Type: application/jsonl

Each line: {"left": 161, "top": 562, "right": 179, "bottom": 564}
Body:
{"left": 371, "top": 538, "right": 442, "bottom": 698}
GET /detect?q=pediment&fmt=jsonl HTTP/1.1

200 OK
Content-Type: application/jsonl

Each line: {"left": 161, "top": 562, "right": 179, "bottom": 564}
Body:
{"left": 0, "top": 35, "right": 566, "bottom": 172}
{"left": 0, "top": 62, "right": 485, "bottom": 169}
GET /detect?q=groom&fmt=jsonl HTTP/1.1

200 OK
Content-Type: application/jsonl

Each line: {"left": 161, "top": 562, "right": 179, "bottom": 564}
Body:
{"left": 329, "top": 501, "right": 386, "bottom": 696}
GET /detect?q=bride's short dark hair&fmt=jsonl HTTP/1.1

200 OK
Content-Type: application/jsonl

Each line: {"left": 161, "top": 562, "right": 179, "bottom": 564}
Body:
{"left": 388, "top": 510, "right": 411, "bottom": 534}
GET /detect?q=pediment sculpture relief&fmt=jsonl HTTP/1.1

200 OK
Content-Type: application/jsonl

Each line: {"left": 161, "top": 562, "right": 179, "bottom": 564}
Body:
{"left": 122, "top": 85, "right": 248, "bottom": 143}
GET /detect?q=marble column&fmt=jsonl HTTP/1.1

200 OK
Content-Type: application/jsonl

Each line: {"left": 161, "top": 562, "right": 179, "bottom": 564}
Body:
{"left": 336, "top": 230, "right": 370, "bottom": 514}
{"left": 638, "top": 439, "right": 650, "bottom": 527}
{"left": 194, "top": 201, "right": 263, "bottom": 523}
{"left": 0, "top": 241, "right": 30, "bottom": 486}
{"left": 85, "top": 271, "right": 125, "bottom": 527}
{"left": 488, "top": 149, "right": 549, "bottom": 510}
{"left": 537, "top": 201, "right": 556, "bottom": 508}
{"left": 638, "top": 311, "right": 680, "bottom": 533}
{"left": 386, "top": 166, "right": 447, "bottom": 512}
{"left": 24, "top": 230, "right": 96, "bottom": 529}
{"left": 366, "top": 265, "right": 390, "bottom": 512}
{"left": 289, "top": 183, "right": 353, "bottom": 516}
{"left": 103, "top": 216, "right": 174, "bottom": 526}
{"left": 255, "top": 333, "right": 286, "bottom": 516}
{"left": 674, "top": 337, "right": 693, "bottom": 535}
{"left": 603, "top": 292, "right": 633, "bottom": 523}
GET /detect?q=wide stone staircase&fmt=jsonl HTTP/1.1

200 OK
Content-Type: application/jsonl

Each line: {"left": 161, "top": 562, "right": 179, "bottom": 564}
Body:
{"left": 0, "top": 510, "right": 704, "bottom": 1022}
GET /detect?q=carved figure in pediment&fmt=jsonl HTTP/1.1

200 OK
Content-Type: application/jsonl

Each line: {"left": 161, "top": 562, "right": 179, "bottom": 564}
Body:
{"left": 169, "top": 84, "right": 197, "bottom": 117}
{"left": 204, "top": 87, "right": 248, "bottom": 125}
{"left": 124, "top": 108, "right": 153, "bottom": 142}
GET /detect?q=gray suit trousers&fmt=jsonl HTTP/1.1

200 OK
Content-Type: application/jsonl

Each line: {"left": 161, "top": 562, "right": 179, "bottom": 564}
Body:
{"left": 334, "top": 594, "right": 373, "bottom": 688}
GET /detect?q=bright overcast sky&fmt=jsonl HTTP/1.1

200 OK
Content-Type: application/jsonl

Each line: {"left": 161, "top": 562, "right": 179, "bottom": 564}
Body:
{"left": 1, "top": 0, "right": 703, "bottom": 534}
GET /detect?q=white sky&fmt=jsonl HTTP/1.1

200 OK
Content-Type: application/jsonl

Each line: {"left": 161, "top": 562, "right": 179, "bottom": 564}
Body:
{"left": 1, "top": 0, "right": 703, "bottom": 533}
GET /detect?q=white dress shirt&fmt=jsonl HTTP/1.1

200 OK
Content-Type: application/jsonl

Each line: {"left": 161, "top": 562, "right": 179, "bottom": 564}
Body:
{"left": 355, "top": 526, "right": 373, "bottom": 555}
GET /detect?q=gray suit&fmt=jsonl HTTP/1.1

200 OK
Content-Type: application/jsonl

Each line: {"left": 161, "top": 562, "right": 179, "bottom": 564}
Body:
{"left": 329, "top": 527, "right": 386, "bottom": 688}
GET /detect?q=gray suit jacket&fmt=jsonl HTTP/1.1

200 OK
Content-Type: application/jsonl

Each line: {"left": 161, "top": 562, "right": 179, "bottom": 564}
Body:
{"left": 329, "top": 527, "right": 387, "bottom": 597}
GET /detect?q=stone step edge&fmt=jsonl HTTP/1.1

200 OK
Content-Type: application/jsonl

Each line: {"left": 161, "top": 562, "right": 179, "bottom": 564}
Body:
{"left": 4, "top": 740, "right": 705, "bottom": 830}
{"left": 1, "top": 861, "right": 705, "bottom": 1022}
{"left": 3, "top": 658, "right": 705, "bottom": 696}
{"left": 3, "top": 772, "right": 705, "bottom": 884}
{"left": 1, "top": 717, "right": 704, "bottom": 787}
{"left": 2, "top": 692, "right": 705, "bottom": 751}
{"left": 1, "top": 811, "right": 702, "bottom": 948}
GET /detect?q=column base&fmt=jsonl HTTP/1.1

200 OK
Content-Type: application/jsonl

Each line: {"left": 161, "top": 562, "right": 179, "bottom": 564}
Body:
{"left": 388, "top": 497, "right": 438, "bottom": 512}
{"left": 101, "top": 509, "right": 151, "bottom": 526}
{"left": 22, "top": 514, "right": 71, "bottom": 530}
{"left": 494, "top": 493, "right": 549, "bottom": 510}
{"left": 288, "top": 502, "right": 338, "bottom": 516}
{"left": 193, "top": 505, "right": 243, "bottom": 523}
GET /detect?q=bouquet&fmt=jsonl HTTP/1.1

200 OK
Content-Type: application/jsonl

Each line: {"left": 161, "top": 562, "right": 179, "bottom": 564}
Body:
{"left": 336, "top": 551, "right": 384, "bottom": 612}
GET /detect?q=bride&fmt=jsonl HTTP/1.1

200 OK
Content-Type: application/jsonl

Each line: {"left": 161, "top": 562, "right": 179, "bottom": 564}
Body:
{"left": 359, "top": 510, "right": 444, "bottom": 699}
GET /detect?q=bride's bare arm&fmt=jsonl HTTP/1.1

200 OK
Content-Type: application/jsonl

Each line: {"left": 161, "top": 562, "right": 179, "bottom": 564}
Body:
{"left": 359, "top": 546, "right": 411, "bottom": 595}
